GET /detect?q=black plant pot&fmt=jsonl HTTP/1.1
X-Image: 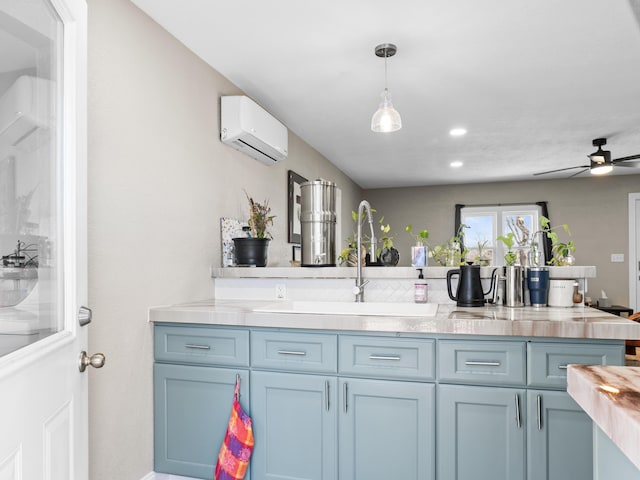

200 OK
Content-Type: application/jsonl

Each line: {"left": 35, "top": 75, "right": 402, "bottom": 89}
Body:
{"left": 379, "top": 247, "right": 400, "bottom": 266}
{"left": 233, "top": 237, "right": 270, "bottom": 267}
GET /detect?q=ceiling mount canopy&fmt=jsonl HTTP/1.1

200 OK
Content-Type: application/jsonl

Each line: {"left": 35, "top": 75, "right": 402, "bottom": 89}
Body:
{"left": 371, "top": 43, "right": 402, "bottom": 133}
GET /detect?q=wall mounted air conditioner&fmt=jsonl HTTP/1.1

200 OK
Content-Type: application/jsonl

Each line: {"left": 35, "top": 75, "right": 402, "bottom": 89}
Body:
{"left": 0, "top": 75, "right": 50, "bottom": 151}
{"left": 220, "top": 95, "right": 288, "bottom": 165}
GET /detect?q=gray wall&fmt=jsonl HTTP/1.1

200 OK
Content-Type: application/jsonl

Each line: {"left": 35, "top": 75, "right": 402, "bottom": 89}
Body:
{"left": 87, "top": 0, "right": 361, "bottom": 478}
{"left": 365, "top": 175, "right": 640, "bottom": 306}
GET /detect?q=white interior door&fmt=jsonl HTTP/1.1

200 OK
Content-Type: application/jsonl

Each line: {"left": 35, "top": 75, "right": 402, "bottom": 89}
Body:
{"left": 0, "top": 0, "right": 91, "bottom": 478}
{"left": 630, "top": 193, "right": 640, "bottom": 312}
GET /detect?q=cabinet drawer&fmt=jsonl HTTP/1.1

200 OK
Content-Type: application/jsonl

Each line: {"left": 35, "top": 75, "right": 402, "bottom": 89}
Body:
{"left": 438, "top": 340, "right": 526, "bottom": 386}
{"left": 339, "top": 336, "right": 435, "bottom": 380}
{"left": 251, "top": 330, "right": 338, "bottom": 373}
{"left": 527, "top": 342, "right": 624, "bottom": 389}
{"left": 154, "top": 325, "right": 249, "bottom": 367}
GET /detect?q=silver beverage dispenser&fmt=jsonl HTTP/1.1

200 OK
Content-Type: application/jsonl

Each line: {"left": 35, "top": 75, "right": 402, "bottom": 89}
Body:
{"left": 300, "top": 179, "right": 336, "bottom": 266}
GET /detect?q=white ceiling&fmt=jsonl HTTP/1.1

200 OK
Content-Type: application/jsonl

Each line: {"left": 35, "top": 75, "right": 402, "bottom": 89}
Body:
{"left": 130, "top": 0, "right": 640, "bottom": 188}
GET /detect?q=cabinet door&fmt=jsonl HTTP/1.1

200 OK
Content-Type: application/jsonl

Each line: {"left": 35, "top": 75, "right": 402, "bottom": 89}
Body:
{"left": 250, "top": 371, "right": 338, "bottom": 480}
{"left": 339, "top": 378, "right": 435, "bottom": 480}
{"left": 527, "top": 390, "right": 594, "bottom": 480}
{"left": 438, "top": 384, "right": 525, "bottom": 480}
{"left": 153, "top": 363, "right": 249, "bottom": 479}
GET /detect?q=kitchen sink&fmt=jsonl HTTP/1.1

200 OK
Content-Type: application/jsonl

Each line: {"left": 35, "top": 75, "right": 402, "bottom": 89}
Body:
{"left": 253, "top": 301, "right": 439, "bottom": 317}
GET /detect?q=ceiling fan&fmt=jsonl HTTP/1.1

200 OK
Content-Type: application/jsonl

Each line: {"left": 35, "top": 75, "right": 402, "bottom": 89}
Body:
{"left": 534, "top": 138, "right": 640, "bottom": 178}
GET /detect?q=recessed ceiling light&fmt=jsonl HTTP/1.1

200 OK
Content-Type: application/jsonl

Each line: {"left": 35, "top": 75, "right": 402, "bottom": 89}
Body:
{"left": 449, "top": 128, "right": 467, "bottom": 137}
{"left": 450, "top": 161, "right": 463, "bottom": 168}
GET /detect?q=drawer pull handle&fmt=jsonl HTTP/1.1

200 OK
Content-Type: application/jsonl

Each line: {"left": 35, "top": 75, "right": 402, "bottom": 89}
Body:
{"left": 465, "top": 361, "right": 501, "bottom": 367}
{"left": 184, "top": 344, "right": 211, "bottom": 350}
{"left": 369, "top": 355, "right": 401, "bottom": 361}
{"left": 558, "top": 365, "right": 569, "bottom": 370}
{"left": 277, "top": 350, "right": 307, "bottom": 356}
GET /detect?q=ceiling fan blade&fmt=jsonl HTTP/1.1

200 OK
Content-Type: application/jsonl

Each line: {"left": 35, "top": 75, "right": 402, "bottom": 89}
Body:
{"left": 568, "top": 168, "right": 590, "bottom": 178}
{"left": 533, "top": 165, "right": 589, "bottom": 176}
{"left": 613, "top": 163, "right": 640, "bottom": 168}
{"left": 612, "top": 154, "right": 640, "bottom": 163}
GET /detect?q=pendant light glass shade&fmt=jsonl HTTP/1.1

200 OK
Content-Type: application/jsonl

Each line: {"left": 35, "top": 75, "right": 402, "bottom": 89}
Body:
{"left": 371, "top": 43, "right": 401, "bottom": 133}
{"left": 371, "top": 88, "right": 402, "bottom": 132}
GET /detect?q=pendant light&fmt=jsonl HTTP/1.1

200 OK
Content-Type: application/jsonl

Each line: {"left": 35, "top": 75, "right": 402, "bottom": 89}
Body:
{"left": 371, "top": 43, "right": 402, "bottom": 133}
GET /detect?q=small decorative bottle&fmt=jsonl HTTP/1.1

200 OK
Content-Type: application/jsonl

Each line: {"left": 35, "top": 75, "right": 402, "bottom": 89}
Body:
{"left": 414, "top": 268, "right": 428, "bottom": 303}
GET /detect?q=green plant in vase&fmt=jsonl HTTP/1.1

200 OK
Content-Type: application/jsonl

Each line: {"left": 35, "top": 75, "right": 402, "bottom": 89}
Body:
{"left": 531, "top": 216, "right": 575, "bottom": 266}
{"left": 406, "top": 224, "right": 429, "bottom": 267}
{"left": 447, "top": 223, "right": 469, "bottom": 266}
{"left": 497, "top": 232, "right": 517, "bottom": 266}
{"left": 474, "top": 240, "right": 490, "bottom": 266}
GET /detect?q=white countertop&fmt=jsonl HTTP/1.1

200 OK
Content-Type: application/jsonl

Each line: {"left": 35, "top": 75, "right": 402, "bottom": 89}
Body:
{"left": 149, "top": 300, "right": 640, "bottom": 339}
{"left": 567, "top": 365, "right": 640, "bottom": 470}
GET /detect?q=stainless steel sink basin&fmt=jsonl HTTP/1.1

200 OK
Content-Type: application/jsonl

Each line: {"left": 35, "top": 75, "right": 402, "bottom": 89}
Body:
{"left": 254, "top": 301, "right": 438, "bottom": 317}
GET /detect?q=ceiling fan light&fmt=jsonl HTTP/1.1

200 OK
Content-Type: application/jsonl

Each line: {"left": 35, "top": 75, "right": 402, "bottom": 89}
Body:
{"left": 371, "top": 89, "right": 402, "bottom": 133}
{"left": 590, "top": 164, "right": 613, "bottom": 175}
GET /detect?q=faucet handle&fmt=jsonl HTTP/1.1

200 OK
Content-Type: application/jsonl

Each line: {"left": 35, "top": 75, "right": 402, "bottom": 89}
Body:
{"left": 353, "top": 279, "right": 370, "bottom": 296}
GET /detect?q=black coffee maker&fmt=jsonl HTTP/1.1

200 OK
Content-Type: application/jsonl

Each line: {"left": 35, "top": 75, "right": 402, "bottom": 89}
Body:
{"left": 447, "top": 264, "right": 497, "bottom": 307}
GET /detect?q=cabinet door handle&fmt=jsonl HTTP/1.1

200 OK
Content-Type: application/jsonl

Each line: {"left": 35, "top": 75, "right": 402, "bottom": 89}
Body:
{"left": 537, "top": 394, "right": 542, "bottom": 431}
{"left": 515, "top": 394, "right": 522, "bottom": 429}
{"left": 558, "top": 365, "right": 569, "bottom": 370}
{"left": 184, "top": 344, "right": 211, "bottom": 350}
{"left": 465, "top": 361, "right": 501, "bottom": 367}
{"left": 369, "top": 354, "right": 401, "bottom": 361}
{"left": 343, "top": 382, "right": 348, "bottom": 414}
{"left": 277, "top": 350, "right": 307, "bottom": 356}
{"left": 325, "top": 380, "right": 330, "bottom": 412}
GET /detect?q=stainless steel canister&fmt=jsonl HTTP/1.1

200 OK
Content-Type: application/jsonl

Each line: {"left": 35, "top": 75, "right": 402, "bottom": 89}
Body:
{"left": 499, "top": 265, "right": 525, "bottom": 307}
{"left": 300, "top": 179, "right": 336, "bottom": 266}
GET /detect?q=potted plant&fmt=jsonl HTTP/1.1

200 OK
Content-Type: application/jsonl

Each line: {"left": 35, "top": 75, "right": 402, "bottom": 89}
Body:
{"left": 405, "top": 224, "right": 429, "bottom": 267}
{"left": 474, "top": 240, "right": 491, "bottom": 266}
{"left": 232, "top": 192, "right": 275, "bottom": 267}
{"left": 532, "top": 216, "right": 576, "bottom": 266}
{"left": 378, "top": 217, "right": 399, "bottom": 266}
{"left": 497, "top": 232, "right": 517, "bottom": 266}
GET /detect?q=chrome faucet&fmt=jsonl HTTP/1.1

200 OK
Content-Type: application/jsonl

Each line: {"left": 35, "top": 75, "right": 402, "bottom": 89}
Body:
{"left": 354, "top": 200, "right": 376, "bottom": 302}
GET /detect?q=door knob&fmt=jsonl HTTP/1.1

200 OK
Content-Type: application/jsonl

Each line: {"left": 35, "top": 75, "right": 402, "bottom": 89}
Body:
{"left": 79, "top": 351, "right": 106, "bottom": 372}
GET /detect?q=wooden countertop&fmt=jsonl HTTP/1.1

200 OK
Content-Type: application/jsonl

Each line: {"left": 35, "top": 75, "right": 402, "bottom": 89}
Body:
{"left": 568, "top": 365, "right": 640, "bottom": 470}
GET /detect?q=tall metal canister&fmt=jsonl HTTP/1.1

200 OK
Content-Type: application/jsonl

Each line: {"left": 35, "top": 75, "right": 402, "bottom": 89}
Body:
{"left": 300, "top": 179, "right": 336, "bottom": 266}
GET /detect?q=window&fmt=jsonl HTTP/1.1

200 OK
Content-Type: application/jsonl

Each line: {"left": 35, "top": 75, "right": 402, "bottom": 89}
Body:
{"left": 455, "top": 203, "right": 551, "bottom": 267}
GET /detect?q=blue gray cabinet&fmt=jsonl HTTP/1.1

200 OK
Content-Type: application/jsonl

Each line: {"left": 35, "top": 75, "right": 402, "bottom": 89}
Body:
{"left": 153, "top": 364, "right": 249, "bottom": 479}
{"left": 250, "top": 371, "right": 337, "bottom": 480}
{"left": 339, "top": 377, "right": 435, "bottom": 480}
{"left": 153, "top": 323, "right": 625, "bottom": 479}
{"left": 437, "top": 384, "right": 526, "bottom": 480}
{"left": 153, "top": 325, "right": 251, "bottom": 479}
{"left": 527, "top": 390, "right": 593, "bottom": 480}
